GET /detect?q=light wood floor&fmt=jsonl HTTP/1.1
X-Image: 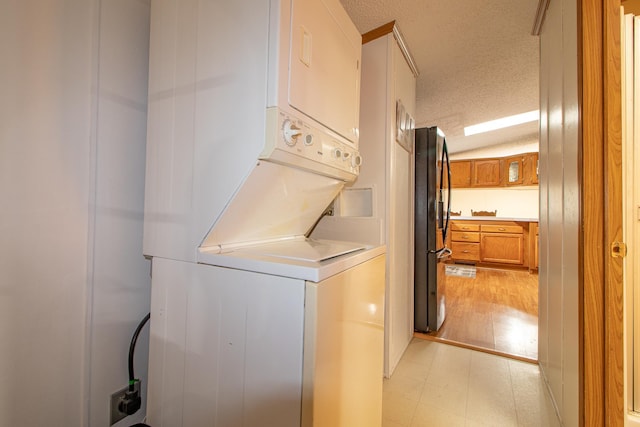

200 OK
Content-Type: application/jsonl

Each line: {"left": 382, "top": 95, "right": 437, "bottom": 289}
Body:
{"left": 416, "top": 267, "right": 539, "bottom": 362}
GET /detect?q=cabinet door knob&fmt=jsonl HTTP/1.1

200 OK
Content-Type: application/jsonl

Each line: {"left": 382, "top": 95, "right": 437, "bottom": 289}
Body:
{"left": 498, "top": 227, "right": 506, "bottom": 231}
{"left": 463, "top": 250, "right": 470, "bottom": 253}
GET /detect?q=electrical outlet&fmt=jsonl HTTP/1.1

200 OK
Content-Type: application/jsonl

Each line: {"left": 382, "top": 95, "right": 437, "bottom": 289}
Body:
{"left": 110, "top": 382, "right": 140, "bottom": 426}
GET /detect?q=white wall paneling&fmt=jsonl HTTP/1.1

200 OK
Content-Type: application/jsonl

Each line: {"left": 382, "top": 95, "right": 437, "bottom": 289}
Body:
{"left": 89, "top": 1, "right": 152, "bottom": 426}
{"left": 0, "top": 1, "right": 151, "bottom": 425}
{"left": 538, "top": 0, "right": 580, "bottom": 425}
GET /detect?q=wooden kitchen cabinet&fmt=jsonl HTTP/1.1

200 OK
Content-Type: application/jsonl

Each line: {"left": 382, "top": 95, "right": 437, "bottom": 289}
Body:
{"left": 504, "top": 155, "right": 524, "bottom": 186}
{"left": 529, "top": 222, "right": 539, "bottom": 271}
{"left": 523, "top": 152, "right": 539, "bottom": 185}
{"left": 480, "top": 224, "right": 524, "bottom": 265}
{"left": 471, "top": 158, "right": 501, "bottom": 187}
{"left": 448, "top": 220, "right": 533, "bottom": 268}
{"left": 449, "top": 160, "right": 472, "bottom": 188}
{"left": 448, "top": 152, "right": 538, "bottom": 188}
{"left": 450, "top": 223, "right": 480, "bottom": 262}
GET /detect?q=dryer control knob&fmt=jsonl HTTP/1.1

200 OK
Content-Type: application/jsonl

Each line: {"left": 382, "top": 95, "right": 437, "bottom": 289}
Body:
{"left": 332, "top": 148, "right": 343, "bottom": 159}
{"left": 351, "top": 154, "right": 362, "bottom": 168}
{"left": 283, "top": 120, "right": 302, "bottom": 146}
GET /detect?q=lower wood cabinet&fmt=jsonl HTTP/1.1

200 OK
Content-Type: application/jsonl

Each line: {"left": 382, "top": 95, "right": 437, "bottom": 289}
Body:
{"left": 451, "top": 242, "right": 480, "bottom": 261}
{"left": 450, "top": 223, "right": 480, "bottom": 261}
{"left": 480, "top": 232, "right": 524, "bottom": 264}
{"left": 530, "top": 222, "right": 539, "bottom": 270}
{"left": 449, "top": 220, "right": 533, "bottom": 268}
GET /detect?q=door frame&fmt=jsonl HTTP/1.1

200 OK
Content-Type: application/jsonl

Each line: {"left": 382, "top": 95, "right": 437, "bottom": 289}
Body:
{"left": 581, "top": 1, "right": 624, "bottom": 425}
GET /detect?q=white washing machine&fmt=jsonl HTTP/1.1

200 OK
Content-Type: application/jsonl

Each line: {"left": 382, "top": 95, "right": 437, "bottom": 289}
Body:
{"left": 147, "top": 246, "right": 384, "bottom": 426}
{"left": 143, "top": 0, "right": 386, "bottom": 425}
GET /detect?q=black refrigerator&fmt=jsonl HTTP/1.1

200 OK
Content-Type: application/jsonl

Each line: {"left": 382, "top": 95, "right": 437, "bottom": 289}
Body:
{"left": 414, "top": 126, "right": 451, "bottom": 333}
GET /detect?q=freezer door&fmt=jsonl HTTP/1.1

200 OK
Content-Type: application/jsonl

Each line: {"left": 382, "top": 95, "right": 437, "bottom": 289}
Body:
{"left": 433, "top": 252, "right": 447, "bottom": 331}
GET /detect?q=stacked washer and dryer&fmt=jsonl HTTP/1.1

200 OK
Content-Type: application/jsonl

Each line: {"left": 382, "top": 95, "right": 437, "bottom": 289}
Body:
{"left": 142, "top": 0, "right": 385, "bottom": 426}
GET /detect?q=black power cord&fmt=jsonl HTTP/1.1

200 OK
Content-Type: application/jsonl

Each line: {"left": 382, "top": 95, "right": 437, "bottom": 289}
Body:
{"left": 119, "top": 313, "right": 150, "bottom": 417}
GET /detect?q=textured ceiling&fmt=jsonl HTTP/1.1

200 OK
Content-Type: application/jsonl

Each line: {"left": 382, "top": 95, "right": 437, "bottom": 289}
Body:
{"left": 339, "top": 0, "right": 540, "bottom": 153}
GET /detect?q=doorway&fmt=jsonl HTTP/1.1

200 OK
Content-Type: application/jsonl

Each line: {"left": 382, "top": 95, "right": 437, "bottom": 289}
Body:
{"left": 415, "top": 151, "right": 541, "bottom": 363}
{"left": 419, "top": 266, "right": 539, "bottom": 361}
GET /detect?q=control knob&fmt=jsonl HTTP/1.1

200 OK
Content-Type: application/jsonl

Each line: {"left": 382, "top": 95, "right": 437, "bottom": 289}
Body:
{"left": 351, "top": 154, "right": 362, "bottom": 168}
{"left": 283, "top": 119, "right": 302, "bottom": 146}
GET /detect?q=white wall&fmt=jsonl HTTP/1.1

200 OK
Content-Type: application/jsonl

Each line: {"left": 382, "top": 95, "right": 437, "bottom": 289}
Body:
{"left": 387, "top": 36, "right": 417, "bottom": 377}
{"left": 0, "top": 2, "right": 93, "bottom": 425}
{"left": 538, "top": 0, "right": 580, "bottom": 425}
{"left": 89, "top": 1, "right": 151, "bottom": 426}
{"left": 0, "top": 1, "right": 151, "bottom": 426}
{"left": 449, "top": 137, "right": 539, "bottom": 160}
{"left": 450, "top": 187, "right": 539, "bottom": 218}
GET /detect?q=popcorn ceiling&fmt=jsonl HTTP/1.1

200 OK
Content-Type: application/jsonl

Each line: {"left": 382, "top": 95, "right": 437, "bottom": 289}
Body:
{"left": 340, "top": 0, "right": 540, "bottom": 154}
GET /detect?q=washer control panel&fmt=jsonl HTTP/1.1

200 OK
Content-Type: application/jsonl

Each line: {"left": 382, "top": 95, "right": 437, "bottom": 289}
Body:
{"left": 262, "top": 108, "right": 361, "bottom": 181}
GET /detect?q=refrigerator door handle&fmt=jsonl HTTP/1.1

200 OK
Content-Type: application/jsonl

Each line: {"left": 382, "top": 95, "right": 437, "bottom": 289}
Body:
{"left": 437, "top": 247, "right": 452, "bottom": 260}
{"left": 439, "top": 139, "right": 452, "bottom": 244}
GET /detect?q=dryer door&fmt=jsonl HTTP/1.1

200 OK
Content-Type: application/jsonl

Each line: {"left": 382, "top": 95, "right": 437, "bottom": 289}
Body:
{"left": 288, "top": 0, "right": 361, "bottom": 145}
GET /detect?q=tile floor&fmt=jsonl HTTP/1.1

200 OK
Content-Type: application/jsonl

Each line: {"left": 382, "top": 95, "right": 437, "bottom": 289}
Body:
{"left": 382, "top": 339, "right": 561, "bottom": 427}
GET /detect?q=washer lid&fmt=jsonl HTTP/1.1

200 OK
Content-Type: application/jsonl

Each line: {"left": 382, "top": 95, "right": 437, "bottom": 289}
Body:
{"left": 234, "top": 238, "right": 365, "bottom": 262}
{"left": 200, "top": 160, "right": 344, "bottom": 251}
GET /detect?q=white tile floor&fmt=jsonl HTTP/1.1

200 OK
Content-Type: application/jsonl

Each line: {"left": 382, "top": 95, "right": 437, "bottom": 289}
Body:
{"left": 382, "top": 339, "right": 561, "bottom": 427}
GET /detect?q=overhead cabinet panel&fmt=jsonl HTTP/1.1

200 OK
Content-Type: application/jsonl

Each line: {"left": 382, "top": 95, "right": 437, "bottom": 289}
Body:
{"left": 450, "top": 160, "right": 472, "bottom": 188}
{"left": 472, "top": 159, "right": 501, "bottom": 187}
{"left": 449, "top": 152, "right": 539, "bottom": 188}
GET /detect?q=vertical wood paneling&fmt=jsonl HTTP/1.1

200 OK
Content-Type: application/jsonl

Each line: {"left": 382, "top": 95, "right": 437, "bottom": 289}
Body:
{"left": 581, "top": 1, "right": 606, "bottom": 425}
{"left": 541, "top": 0, "right": 623, "bottom": 423}
{"left": 546, "top": 0, "right": 565, "bottom": 402}
{"left": 539, "top": 1, "right": 582, "bottom": 423}
{"left": 603, "top": 1, "right": 625, "bottom": 425}
{"left": 561, "top": 0, "right": 581, "bottom": 422}
{"left": 0, "top": 2, "right": 95, "bottom": 425}
{"left": 538, "top": 8, "right": 550, "bottom": 383}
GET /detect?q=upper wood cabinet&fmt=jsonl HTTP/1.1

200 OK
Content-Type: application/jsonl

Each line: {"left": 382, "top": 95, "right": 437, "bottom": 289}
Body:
{"left": 449, "top": 160, "right": 471, "bottom": 188}
{"left": 522, "top": 152, "right": 539, "bottom": 185}
{"left": 471, "top": 158, "right": 501, "bottom": 187}
{"left": 505, "top": 155, "right": 524, "bottom": 186}
{"left": 449, "top": 152, "right": 538, "bottom": 188}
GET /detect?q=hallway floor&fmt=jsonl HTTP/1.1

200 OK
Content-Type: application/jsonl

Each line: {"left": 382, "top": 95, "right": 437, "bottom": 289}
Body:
{"left": 419, "top": 267, "right": 538, "bottom": 361}
{"left": 382, "top": 339, "right": 560, "bottom": 427}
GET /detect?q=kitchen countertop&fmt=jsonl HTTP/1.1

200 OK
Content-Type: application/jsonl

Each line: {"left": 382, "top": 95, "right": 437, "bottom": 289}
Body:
{"left": 452, "top": 216, "right": 539, "bottom": 222}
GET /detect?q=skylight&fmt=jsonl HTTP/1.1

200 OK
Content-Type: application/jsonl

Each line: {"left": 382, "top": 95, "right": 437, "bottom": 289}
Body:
{"left": 463, "top": 110, "right": 540, "bottom": 136}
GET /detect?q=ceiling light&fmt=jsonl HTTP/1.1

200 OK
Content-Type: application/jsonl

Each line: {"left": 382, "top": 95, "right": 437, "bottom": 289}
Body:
{"left": 463, "top": 110, "right": 539, "bottom": 136}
